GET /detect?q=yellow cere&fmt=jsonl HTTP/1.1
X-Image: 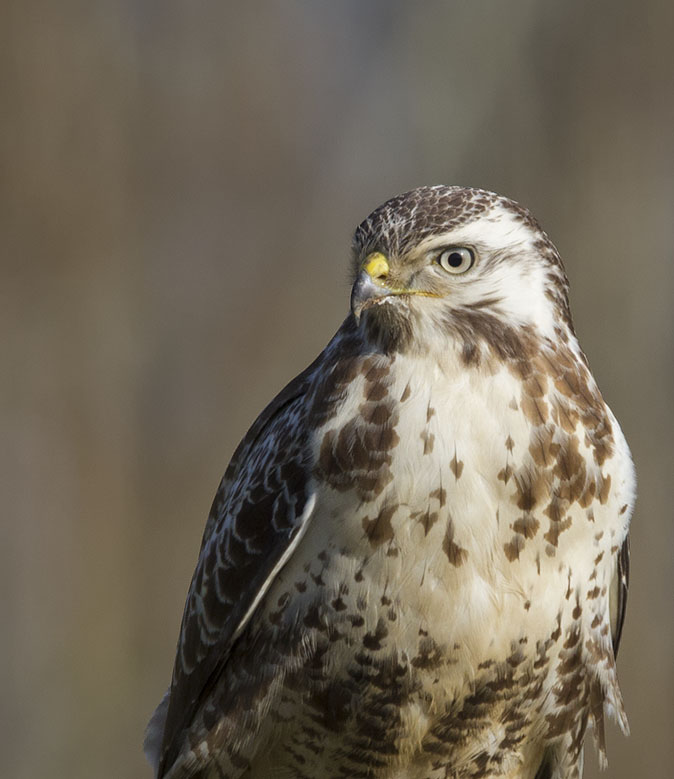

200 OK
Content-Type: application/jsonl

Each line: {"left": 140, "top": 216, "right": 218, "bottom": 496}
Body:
{"left": 362, "top": 252, "right": 390, "bottom": 280}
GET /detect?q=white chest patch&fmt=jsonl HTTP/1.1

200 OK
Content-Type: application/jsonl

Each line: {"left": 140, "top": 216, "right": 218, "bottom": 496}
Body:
{"left": 257, "top": 340, "right": 633, "bottom": 777}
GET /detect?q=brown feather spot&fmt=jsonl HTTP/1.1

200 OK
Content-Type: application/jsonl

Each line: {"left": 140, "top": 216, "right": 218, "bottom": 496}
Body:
{"left": 449, "top": 455, "right": 464, "bottom": 479}
{"left": 544, "top": 515, "right": 572, "bottom": 546}
{"left": 421, "top": 430, "right": 435, "bottom": 454}
{"left": 521, "top": 394, "right": 549, "bottom": 425}
{"left": 512, "top": 515, "right": 540, "bottom": 539}
{"left": 498, "top": 464, "right": 513, "bottom": 484}
{"left": 512, "top": 470, "right": 548, "bottom": 512}
{"left": 504, "top": 536, "right": 524, "bottom": 561}
{"left": 363, "top": 425, "right": 400, "bottom": 451}
{"left": 362, "top": 618, "right": 389, "bottom": 650}
{"left": 361, "top": 358, "right": 391, "bottom": 381}
{"left": 430, "top": 487, "right": 447, "bottom": 507}
{"left": 364, "top": 380, "right": 388, "bottom": 402}
{"left": 553, "top": 397, "right": 580, "bottom": 434}
{"left": 412, "top": 507, "right": 439, "bottom": 536}
{"left": 303, "top": 604, "right": 324, "bottom": 630}
{"left": 412, "top": 636, "right": 444, "bottom": 670}
{"left": 307, "top": 682, "right": 352, "bottom": 732}
{"left": 362, "top": 504, "right": 397, "bottom": 547}
{"left": 443, "top": 518, "right": 467, "bottom": 566}
{"left": 598, "top": 474, "right": 611, "bottom": 504}
{"left": 529, "top": 424, "right": 555, "bottom": 467}
{"left": 524, "top": 372, "right": 548, "bottom": 399}
{"left": 578, "top": 479, "right": 596, "bottom": 508}
{"left": 359, "top": 402, "right": 392, "bottom": 425}
{"left": 461, "top": 341, "right": 480, "bottom": 366}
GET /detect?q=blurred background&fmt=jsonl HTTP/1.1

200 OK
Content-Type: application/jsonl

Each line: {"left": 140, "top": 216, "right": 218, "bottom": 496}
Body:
{"left": 2, "top": 2, "right": 672, "bottom": 777}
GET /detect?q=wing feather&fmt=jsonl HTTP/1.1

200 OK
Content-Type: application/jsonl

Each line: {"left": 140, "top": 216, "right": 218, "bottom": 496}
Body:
{"left": 149, "top": 353, "right": 326, "bottom": 777}
{"left": 610, "top": 534, "right": 630, "bottom": 656}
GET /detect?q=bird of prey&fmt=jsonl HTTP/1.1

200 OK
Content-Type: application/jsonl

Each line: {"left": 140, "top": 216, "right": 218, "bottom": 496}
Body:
{"left": 145, "top": 186, "right": 634, "bottom": 779}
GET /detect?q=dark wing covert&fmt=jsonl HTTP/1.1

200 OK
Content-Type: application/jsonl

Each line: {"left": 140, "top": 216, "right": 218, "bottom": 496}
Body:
{"left": 155, "top": 353, "right": 325, "bottom": 776}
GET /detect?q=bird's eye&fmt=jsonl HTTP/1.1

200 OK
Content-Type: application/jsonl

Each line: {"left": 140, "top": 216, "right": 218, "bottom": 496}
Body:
{"left": 437, "top": 247, "right": 475, "bottom": 274}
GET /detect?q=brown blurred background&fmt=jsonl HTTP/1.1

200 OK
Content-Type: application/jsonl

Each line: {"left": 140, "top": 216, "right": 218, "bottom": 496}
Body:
{"left": 2, "top": 2, "right": 673, "bottom": 777}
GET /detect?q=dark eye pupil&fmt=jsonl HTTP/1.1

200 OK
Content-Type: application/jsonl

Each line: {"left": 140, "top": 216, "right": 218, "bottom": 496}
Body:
{"left": 447, "top": 252, "right": 463, "bottom": 267}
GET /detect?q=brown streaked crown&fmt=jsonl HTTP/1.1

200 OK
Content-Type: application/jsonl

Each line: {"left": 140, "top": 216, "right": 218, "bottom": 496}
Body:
{"left": 353, "top": 186, "right": 526, "bottom": 265}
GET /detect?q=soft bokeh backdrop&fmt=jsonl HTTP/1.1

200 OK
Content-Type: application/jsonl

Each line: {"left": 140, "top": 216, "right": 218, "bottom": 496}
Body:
{"left": 2, "top": 2, "right": 672, "bottom": 777}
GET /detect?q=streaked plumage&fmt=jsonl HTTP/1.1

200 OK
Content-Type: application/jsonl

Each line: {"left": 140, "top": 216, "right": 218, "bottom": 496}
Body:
{"left": 145, "top": 186, "right": 635, "bottom": 779}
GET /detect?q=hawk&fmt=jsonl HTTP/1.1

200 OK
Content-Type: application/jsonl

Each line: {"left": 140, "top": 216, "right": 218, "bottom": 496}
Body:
{"left": 145, "top": 186, "right": 635, "bottom": 779}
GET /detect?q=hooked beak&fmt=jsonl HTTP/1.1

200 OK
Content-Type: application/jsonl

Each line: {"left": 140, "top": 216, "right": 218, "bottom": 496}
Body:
{"left": 350, "top": 252, "right": 393, "bottom": 321}
{"left": 350, "top": 252, "right": 440, "bottom": 321}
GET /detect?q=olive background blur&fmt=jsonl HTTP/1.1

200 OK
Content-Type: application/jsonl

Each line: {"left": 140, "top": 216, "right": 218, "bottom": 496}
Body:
{"left": 2, "top": 2, "right": 673, "bottom": 778}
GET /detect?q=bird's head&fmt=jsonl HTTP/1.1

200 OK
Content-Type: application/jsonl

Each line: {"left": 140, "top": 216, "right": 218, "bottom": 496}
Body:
{"left": 350, "top": 186, "right": 572, "bottom": 358}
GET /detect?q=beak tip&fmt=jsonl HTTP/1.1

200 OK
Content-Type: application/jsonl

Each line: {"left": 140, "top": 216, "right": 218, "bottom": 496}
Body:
{"left": 350, "top": 273, "right": 368, "bottom": 320}
{"left": 351, "top": 271, "right": 394, "bottom": 321}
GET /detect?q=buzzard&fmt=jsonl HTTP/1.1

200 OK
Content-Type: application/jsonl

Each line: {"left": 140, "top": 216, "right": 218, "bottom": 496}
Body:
{"left": 145, "top": 186, "right": 634, "bottom": 779}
